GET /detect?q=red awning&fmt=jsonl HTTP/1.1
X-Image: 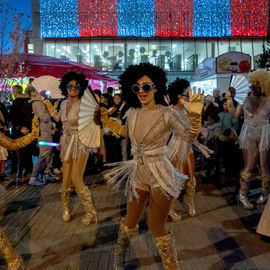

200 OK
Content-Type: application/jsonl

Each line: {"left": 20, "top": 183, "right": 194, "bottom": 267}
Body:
{"left": 0, "top": 53, "right": 118, "bottom": 84}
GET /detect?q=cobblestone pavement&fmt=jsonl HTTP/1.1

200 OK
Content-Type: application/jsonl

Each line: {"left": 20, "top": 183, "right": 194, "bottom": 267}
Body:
{"left": 0, "top": 171, "right": 269, "bottom": 270}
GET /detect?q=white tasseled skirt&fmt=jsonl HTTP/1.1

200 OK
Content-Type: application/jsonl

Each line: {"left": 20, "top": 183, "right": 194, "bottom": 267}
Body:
{"left": 238, "top": 122, "right": 270, "bottom": 152}
{"left": 104, "top": 148, "right": 188, "bottom": 201}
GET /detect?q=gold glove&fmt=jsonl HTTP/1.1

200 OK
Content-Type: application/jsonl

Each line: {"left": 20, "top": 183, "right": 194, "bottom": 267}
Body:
{"left": 187, "top": 87, "right": 204, "bottom": 141}
{"left": 225, "top": 91, "right": 236, "bottom": 114}
{"left": 43, "top": 99, "right": 56, "bottom": 116}
{"left": 0, "top": 115, "right": 39, "bottom": 150}
{"left": 100, "top": 107, "right": 126, "bottom": 137}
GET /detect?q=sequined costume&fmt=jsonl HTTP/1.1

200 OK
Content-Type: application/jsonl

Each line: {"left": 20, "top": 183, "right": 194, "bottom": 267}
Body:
{"left": 104, "top": 105, "right": 190, "bottom": 200}
{"left": 45, "top": 99, "right": 97, "bottom": 225}
{"left": 238, "top": 97, "right": 270, "bottom": 152}
{"left": 167, "top": 106, "right": 212, "bottom": 218}
{"left": 238, "top": 96, "right": 270, "bottom": 210}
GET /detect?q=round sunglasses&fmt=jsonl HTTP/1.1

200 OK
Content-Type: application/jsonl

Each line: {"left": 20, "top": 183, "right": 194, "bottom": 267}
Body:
{"left": 131, "top": 83, "right": 156, "bottom": 94}
{"left": 67, "top": 83, "right": 81, "bottom": 91}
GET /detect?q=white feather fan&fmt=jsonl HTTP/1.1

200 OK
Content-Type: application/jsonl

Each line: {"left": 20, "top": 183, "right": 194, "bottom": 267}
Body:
{"left": 230, "top": 74, "right": 250, "bottom": 105}
{"left": 78, "top": 88, "right": 100, "bottom": 148}
{"left": 32, "top": 76, "right": 64, "bottom": 99}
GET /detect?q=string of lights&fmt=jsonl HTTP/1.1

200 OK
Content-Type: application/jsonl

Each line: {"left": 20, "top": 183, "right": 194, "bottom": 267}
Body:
{"left": 155, "top": 0, "right": 193, "bottom": 37}
{"left": 193, "top": 0, "right": 230, "bottom": 37}
{"left": 231, "top": 0, "right": 269, "bottom": 36}
{"left": 40, "top": 0, "right": 269, "bottom": 38}
{"left": 40, "top": 0, "right": 80, "bottom": 38}
{"left": 117, "top": 0, "right": 155, "bottom": 37}
{"left": 78, "top": 0, "right": 118, "bottom": 36}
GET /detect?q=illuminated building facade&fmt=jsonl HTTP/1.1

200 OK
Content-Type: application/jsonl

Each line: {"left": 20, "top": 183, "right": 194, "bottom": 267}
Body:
{"left": 30, "top": 0, "right": 269, "bottom": 83}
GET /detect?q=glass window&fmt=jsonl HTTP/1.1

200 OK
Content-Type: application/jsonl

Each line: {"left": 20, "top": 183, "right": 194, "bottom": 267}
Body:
{"left": 126, "top": 41, "right": 138, "bottom": 66}
{"left": 77, "top": 42, "right": 90, "bottom": 64}
{"left": 183, "top": 40, "right": 196, "bottom": 71}
{"left": 229, "top": 38, "right": 241, "bottom": 52}
{"left": 44, "top": 43, "right": 55, "bottom": 57}
{"left": 101, "top": 42, "right": 115, "bottom": 71}
{"left": 64, "top": 42, "right": 79, "bottom": 62}
{"left": 90, "top": 43, "right": 102, "bottom": 69}
{"left": 149, "top": 41, "right": 161, "bottom": 67}
{"left": 112, "top": 42, "right": 125, "bottom": 71}
{"left": 206, "top": 39, "right": 218, "bottom": 58}
{"left": 160, "top": 41, "right": 172, "bottom": 71}
{"left": 241, "top": 39, "right": 253, "bottom": 68}
{"left": 55, "top": 43, "right": 67, "bottom": 60}
{"left": 136, "top": 41, "right": 150, "bottom": 65}
{"left": 195, "top": 40, "right": 207, "bottom": 64}
{"left": 172, "top": 41, "right": 183, "bottom": 71}
{"left": 253, "top": 39, "right": 264, "bottom": 70}
{"left": 253, "top": 39, "right": 264, "bottom": 58}
{"left": 218, "top": 39, "right": 229, "bottom": 55}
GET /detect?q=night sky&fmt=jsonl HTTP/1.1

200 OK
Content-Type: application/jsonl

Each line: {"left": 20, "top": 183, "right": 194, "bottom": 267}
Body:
{"left": 1, "top": 0, "right": 32, "bottom": 52}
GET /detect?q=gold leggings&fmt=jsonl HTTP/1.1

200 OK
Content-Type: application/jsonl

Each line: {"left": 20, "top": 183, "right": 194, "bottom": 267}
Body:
{"left": 61, "top": 150, "right": 89, "bottom": 192}
{"left": 124, "top": 189, "right": 174, "bottom": 237}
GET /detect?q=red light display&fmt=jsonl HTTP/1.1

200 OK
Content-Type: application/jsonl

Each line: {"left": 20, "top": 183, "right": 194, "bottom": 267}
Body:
{"left": 78, "top": 0, "right": 118, "bottom": 37}
{"left": 231, "top": 0, "right": 269, "bottom": 36}
{"left": 155, "top": 0, "right": 193, "bottom": 37}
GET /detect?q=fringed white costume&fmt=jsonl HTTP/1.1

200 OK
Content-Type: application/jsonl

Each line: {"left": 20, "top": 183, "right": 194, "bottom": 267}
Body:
{"left": 104, "top": 105, "right": 190, "bottom": 201}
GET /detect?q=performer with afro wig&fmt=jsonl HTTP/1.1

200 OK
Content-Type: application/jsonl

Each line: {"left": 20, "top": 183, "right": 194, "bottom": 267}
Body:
{"left": 167, "top": 78, "right": 210, "bottom": 221}
{"left": 226, "top": 69, "right": 270, "bottom": 211}
{"left": 43, "top": 71, "right": 97, "bottom": 225}
{"left": 99, "top": 63, "right": 204, "bottom": 269}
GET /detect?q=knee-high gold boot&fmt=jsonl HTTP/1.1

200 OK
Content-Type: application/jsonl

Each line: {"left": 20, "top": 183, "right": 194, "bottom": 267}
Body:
{"left": 114, "top": 219, "right": 138, "bottom": 270}
{"left": 153, "top": 232, "right": 181, "bottom": 270}
{"left": 257, "top": 174, "right": 270, "bottom": 204}
{"left": 61, "top": 190, "right": 71, "bottom": 222}
{"left": 239, "top": 171, "right": 254, "bottom": 210}
{"left": 77, "top": 186, "right": 97, "bottom": 225}
{"left": 0, "top": 228, "right": 24, "bottom": 270}
{"left": 183, "top": 177, "right": 196, "bottom": 216}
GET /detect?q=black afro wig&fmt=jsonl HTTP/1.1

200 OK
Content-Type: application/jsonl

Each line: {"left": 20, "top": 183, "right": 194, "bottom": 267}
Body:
{"left": 167, "top": 78, "right": 190, "bottom": 106}
{"left": 119, "top": 63, "right": 167, "bottom": 108}
{"left": 59, "top": 71, "right": 89, "bottom": 98}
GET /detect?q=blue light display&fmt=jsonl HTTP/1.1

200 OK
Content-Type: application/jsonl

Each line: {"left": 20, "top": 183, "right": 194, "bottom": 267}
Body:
{"left": 117, "top": 0, "right": 155, "bottom": 37}
{"left": 40, "top": 0, "right": 80, "bottom": 38}
{"left": 193, "top": 0, "right": 231, "bottom": 37}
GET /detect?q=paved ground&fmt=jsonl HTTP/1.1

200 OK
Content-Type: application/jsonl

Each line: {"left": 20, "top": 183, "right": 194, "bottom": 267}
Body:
{"left": 0, "top": 170, "right": 269, "bottom": 270}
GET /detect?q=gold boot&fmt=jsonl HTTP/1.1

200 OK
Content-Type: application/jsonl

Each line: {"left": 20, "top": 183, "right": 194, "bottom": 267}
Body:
{"left": 61, "top": 190, "right": 71, "bottom": 222}
{"left": 77, "top": 186, "right": 97, "bottom": 225}
{"left": 183, "top": 177, "right": 196, "bottom": 217}
{"left": 153, "top": 232, "right": 181, "bottom": 270}
{"left": 114, "top": 219, "right": 138, "bottom": 270}
{"left": 168, "top": 209, "right": 182, "bottom": 222}
{"left": 257, "top": 174, "right": 270, "bottom": 204}
{"left": 0, "top": 228, "right": 24, "bottom": 270}
{"left": 239, "top": 171, "right": 254, "bottom": 210}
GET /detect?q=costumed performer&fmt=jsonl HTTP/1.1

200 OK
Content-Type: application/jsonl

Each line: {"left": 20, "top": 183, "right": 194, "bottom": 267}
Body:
{"left": 167, "top": 78, "right": 210, "bottom": 221}
{"left": 226, "top": 69, "right": 270, "bottom": 210}
{"left": 43, "top": 71, "right": 97, "bottom": 225}
{"left": 99, "top": 63, "right": 203, "bottom": 270}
